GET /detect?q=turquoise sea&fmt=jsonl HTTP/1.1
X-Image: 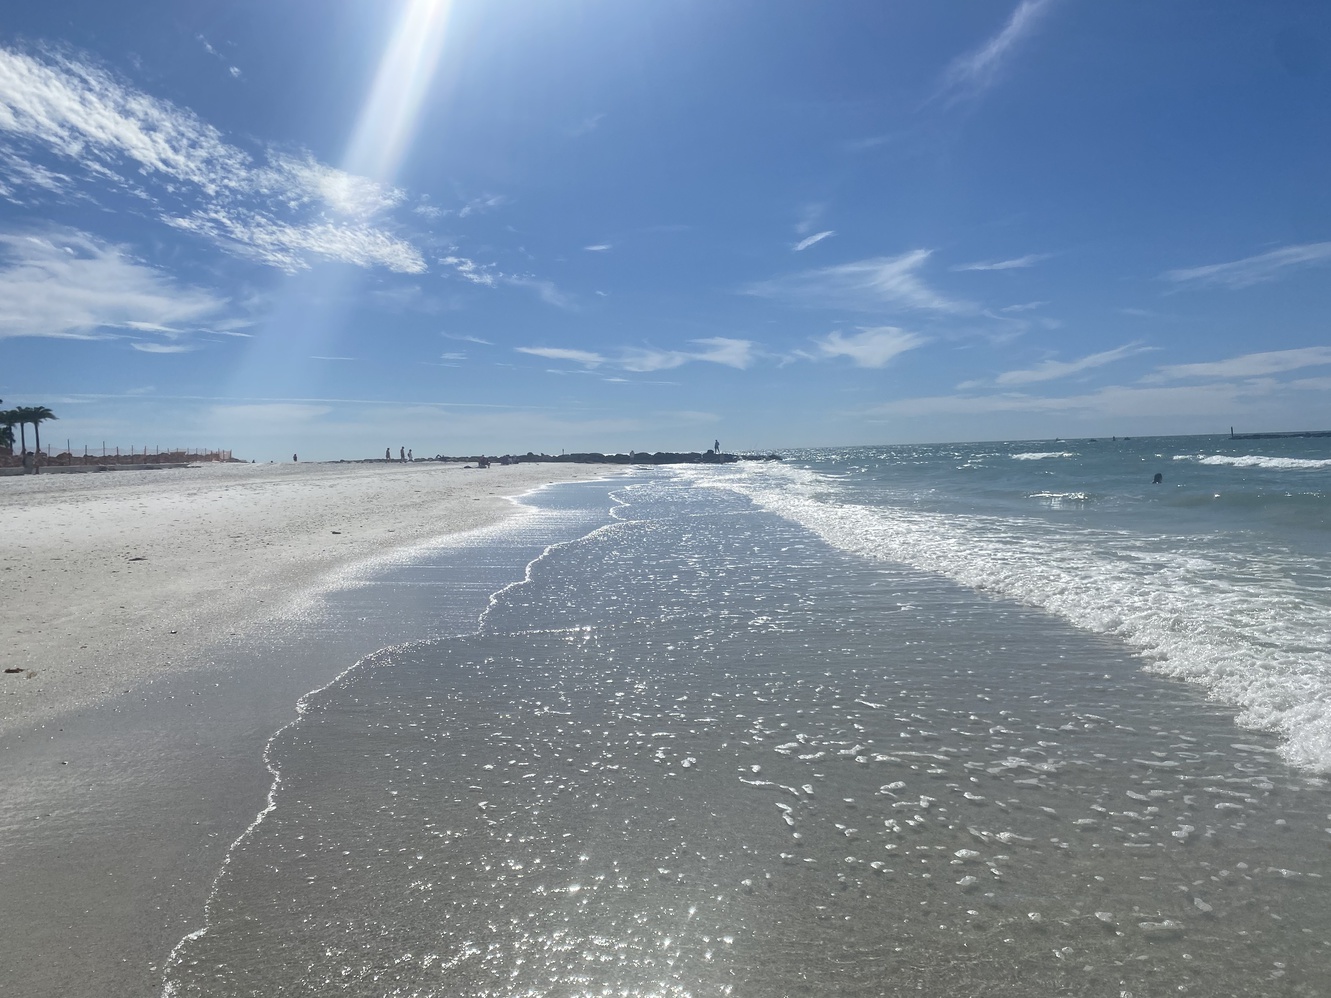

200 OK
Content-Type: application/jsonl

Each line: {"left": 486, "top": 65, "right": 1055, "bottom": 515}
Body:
{"left": 165, "top": 435, "right": 1331, "bottom": 997}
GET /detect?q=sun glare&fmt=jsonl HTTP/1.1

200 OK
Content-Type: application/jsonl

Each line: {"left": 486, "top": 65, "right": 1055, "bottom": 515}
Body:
{"left": 344, "top": 0, "right": 455, "bottom": 183}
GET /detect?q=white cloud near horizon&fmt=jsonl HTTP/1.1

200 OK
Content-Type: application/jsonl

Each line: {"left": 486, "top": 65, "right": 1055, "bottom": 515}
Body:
{"left": 816, "top": 326, "right": 928, "bottom": 368}
{"left": 936, "top": 0, "right": 1056, "bottom": 105}
{"left": 518, "top": 337, "right": 757, "bottom": 373}
{"left": 0, "top": 229, "right": 227, "bottom": 340}
{"left": 866, "top": 378, "right": 1315, "bottom": 422}
{"left": 1143, "top": 346, "right": 1331, "bottom": 383}
{"left": 209, "top": 403, "right": 334, "bottom": 424}
{"left": 1162, "top": 242, "right": 1331, "bottom": 289}
{"left": 865, "top": 343, "right": 1331, "bottom": 424}
{"left": 747, "top": 250, "right": 971, "bottom": 314}
{"left": 995, "top": 342, "right": 1149, "bottom": 386}
{"left": 0, "top": 46, "right": 425, "bottom": 274}
{"left": 953, "top": 253, "right": 1049, "bottom": 272}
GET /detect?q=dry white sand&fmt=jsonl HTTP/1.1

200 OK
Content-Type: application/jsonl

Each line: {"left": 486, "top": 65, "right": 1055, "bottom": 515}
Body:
{"left": 0, "top": 459, "right": 628, "bottom": 998}
{"left": 0, "top": 459, "right": 620, "bottom": 730}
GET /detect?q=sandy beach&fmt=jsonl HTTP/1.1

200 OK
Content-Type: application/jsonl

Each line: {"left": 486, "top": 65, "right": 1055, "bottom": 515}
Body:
{"left": 0, "top": 460, "right": 619, "bottom": 730}
{"left": 0, "top": 460, "right": 621, "bottom": 998}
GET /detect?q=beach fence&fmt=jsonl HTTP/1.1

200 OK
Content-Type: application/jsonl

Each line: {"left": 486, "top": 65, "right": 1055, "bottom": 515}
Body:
{"left": 0, "top": 445, "right": 235, "bottom": 469}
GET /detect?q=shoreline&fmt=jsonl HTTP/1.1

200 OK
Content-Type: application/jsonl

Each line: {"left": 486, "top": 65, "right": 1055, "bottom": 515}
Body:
{"left": 0, "top": 461, "right": 626, "bottom": 998}
{"left": 0, "top": 460, "right": 620, "bottom": 732}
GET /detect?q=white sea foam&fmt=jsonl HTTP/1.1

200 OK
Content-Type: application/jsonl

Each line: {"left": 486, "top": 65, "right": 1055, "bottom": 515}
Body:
{"left": 1174, "top": 453, "right": 1331, "bottom": 471}
{"left": 685, "top": 462, "right": 1331, "bottom": 773}
{"left": 1011, "top": 451, "right": 1076, "bottom": 460}
{"left": 1028, "top": 491, "right": 1091, "bottom": 503}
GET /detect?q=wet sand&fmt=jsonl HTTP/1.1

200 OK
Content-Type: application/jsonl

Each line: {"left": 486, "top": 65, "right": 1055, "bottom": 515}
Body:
{"left": 0, "top": 460, "right": 620, "bottom": 998}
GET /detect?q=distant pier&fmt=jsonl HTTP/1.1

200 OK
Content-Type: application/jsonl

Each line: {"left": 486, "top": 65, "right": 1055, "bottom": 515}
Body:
{"left": 1230, "top": 427, "right": 1331, "bottom": 440}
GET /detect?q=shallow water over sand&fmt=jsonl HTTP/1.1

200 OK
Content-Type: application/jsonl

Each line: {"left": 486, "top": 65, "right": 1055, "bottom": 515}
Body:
{"left": 164, "top": 477, "right": 1331, "bottom": 997}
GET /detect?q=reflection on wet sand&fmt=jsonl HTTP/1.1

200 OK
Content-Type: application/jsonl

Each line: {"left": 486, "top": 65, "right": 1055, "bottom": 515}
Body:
{"left": 165, "top": 481, "right": 1331, "bottom": 997}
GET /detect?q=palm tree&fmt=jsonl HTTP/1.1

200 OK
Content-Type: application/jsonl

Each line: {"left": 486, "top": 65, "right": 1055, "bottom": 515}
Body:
{"left": 10, "top": 407, "right": 28, "bottom": 455}
{"left": 0, "top": 408, "right": 16, "bottom": 455}
{"left": 13, "top": 405, "right": 57, "bottom": 472}
{"left": 23, "top": 406, "right": 57, "bottom": 473}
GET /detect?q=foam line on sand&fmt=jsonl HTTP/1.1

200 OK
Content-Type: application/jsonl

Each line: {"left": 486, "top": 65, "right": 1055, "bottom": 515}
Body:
{"left": 0, "top": 460, "right": 618, "bottom": 730}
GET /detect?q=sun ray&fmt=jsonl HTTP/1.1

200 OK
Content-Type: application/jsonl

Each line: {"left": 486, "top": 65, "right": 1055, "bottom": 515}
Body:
{"left": 344, "top": 0, "right": 455, "bottom": 183}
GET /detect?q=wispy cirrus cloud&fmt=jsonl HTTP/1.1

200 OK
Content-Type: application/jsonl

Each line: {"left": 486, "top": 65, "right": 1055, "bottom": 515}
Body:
{"left": 517, "top": 346, "right": 607, "bottom": 367}
{"left": 952, "top": 253, "right": 1049, "bottom": 272}
{"left": 1162, "top": 242, "right": 1331, "bottom": 289}
{"left": 567, "top": 113, "right": 605, "bottom": 138}
{"left": 747, "top": 250, "right": 971, "bottom": 314}
{"left": 458, "top": 194, "right": 507, "bottom": 218}
{"left": 440, "top": 255, "right": 498, "bottom": 286}
{"left": 688, "top": 337, "right": 756, "bottom": 369}
{"left": 995, "top": 342, "right": 1150, "bottom": 386}
{"left": 0, "top": 151, "right": 74, "bottom": 200}
{"left": 935, "top": 0, "right": 1056, "bottom": 105}
{"left": 443, "top": 332, "right": 493, "bottom": 346}
{"left": 132, "top": 341, "right": 198, "bottom": 354}
{"left": 264, "top": 155, "right": 405, "bottom": 219}
{"left": 815, "top": 326, "right": 928, "bottom": 368}
{"left": 793, "top": 230, "right": 834, "bottom": 252}
{"left": 795, "top": 202, "right": 826, "bottom": 236}
{"left": 0, "top": 45, "right": 424, "bottom": 274}
{"left": 866, "top": 344, "right": 1331, "bottom": 423}
{"left": 864, "top": 381, "right": 1262, "bottom": 421}
{"left": 167, "top": 210, "right": 425, "bottom": 274}
{"left": 0, "top": 229, "right": 226, "bottom": 341}
{"left": 1143, "top": 346, "right": 1331, "bottom": 383}
{"left": 518, "top": 337, "right": 757, "bottom": 373}
{"left": 436, "top": 257, "right": 572, "bottom": 308}
{"left": 503, "top": 275, "right": 573, "bottom": 309}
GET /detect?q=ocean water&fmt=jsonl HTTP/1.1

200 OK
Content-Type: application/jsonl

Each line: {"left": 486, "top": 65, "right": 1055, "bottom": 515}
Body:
{"left": 164, "top": 437, "right": 1331, "bottom": 997}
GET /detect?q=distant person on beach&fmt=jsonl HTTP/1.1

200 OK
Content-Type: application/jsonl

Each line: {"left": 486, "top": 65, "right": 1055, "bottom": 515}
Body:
{"left": 407, "top": 449, "right": 412, "bottom": 461}
{"left": 21, "top": 450, "right": 33, "bottom": 473}
{"left": 400, "top": 446, "right": 406, "bottom": 462}
{"left": 385, "top": 447, "right": 391, "bottom": 461}
{"left": 293, "top": 453, "right": 298, "bottom": 462}
{"left": 714, "top": 439, "right": 720, "bottom": 454}
{"left": 1153, "top": 473, "right": 1163, "bottom": 484}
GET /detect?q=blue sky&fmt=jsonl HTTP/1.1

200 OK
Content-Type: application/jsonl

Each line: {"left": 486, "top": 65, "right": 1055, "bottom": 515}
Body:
{"left": 1, "top": 1, "right": 1329, "bottom": 460}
